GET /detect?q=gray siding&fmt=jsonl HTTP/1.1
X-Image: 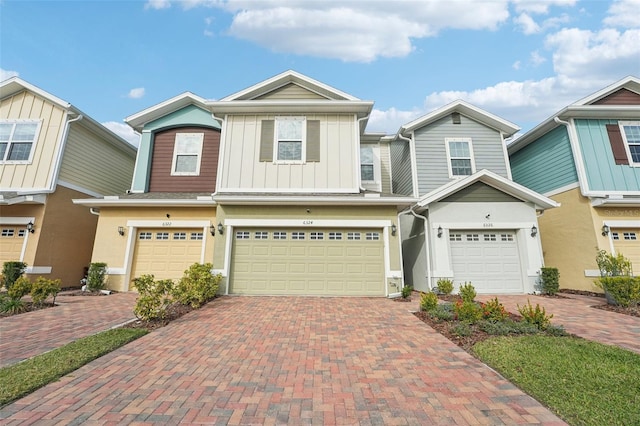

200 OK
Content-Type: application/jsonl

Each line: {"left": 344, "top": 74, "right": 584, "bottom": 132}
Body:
{"left": 380, "top": 142, "right": 392, "bottom": 194}
{"left": 390, "top": 140, "right": 413, "bottom": 196}
{"left": 441, "top": 182, "right": 522, "bottom": 203}
{"left": 415, "top": 115, "right": 510, "bottom": 195}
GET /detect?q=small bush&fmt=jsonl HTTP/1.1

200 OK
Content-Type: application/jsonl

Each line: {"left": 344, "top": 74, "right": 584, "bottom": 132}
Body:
{"left": 30, "top": 277, "right": 61, "bottom": 306}
{"left": 458, "top": 282, "right": 476, "bottom": 303}
{"left": 86, "top": 262, "right": 108, "bottom": 291}
{"left": 420, "top": 292, "right": 439, "bottom": 312}
{"left": 1, "top": 261, "right": 27, "bottom": 291}
{"left": 545, "top": 324, "right": 568, "bottom": 336}
{"left": 173, "top": 263, "right": 220, "bottom": 308}
{"left": 436, "top": 278, "right": 454, "bottom": 295}
{"left": 0, "top": 297, "right": 26, "bottom": 315}
{"left": 452, "top": 323, "right": 472, "bottom": 337}
{"left": 596, "top": 276, "right": 640, "bottom": 307}
{"left": 595, "top": 249, "right": 632, "bottom": 277}
{"left": 401, "top": 285, "right": 413, "bottom": 299}
{"left": 430, "top": 304, "right": 454, "bottom": 321}
{"left": 133, "top": 275, "right": 174, "bottom": 321}
{"left": 481, "top": 297, "right": 508, "bottom": 322}
{"left": 7, "top": 276, "right": 31, "bottom": 300}
{"left": 454, "top": 300, "right": 483, "bottom": 324}
{"left": 539, "top": 267, "right": 560, "bottom": 296}
{"left": 517, "top": 299, "right": 554, "bottom": 330}
{"left": 479, "top": 319, "right": 540, "bottom": 335}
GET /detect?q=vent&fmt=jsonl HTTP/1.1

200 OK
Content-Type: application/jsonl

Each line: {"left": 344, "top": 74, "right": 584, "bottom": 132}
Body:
{"left": 452, "top": 112, "right": 461, "bottom": 124}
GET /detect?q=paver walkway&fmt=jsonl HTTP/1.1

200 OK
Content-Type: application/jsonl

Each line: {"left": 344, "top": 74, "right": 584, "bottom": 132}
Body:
{"left": 0, "top": 291, "right": 137, "bottom": 368}
{"left": 1, "top": 296, "right": 566, "bottom": 425}
{"left": 476, "top": 293, "right": 640, "bottom": 354}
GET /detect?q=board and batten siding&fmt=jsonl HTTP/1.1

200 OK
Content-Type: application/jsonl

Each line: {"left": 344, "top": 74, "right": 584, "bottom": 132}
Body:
{"left": 58, "top": 124, "right": 134, "bottom": 195}
{"left": 509, "top": 126, "right": 578, "bottom": 195}
{"left": 0, "top": 91, "right": 66, "bottom": 190}
{"left": 380, "top": 142, "right": 392, "bottom": 194}
{"left": 255, "top": 83, "right": 326, "bottom": 100}
{"left": 389, "top": 140, "right": 413, "bottom": 196}
{"left": 441, "top": 182, "right": 522, "bottom": 203}
{"left": 576, "top": 119, "right": 640, "bottom": 192}
{"left": 218, "top": 114, "right": 358, "bottom": 192}
{"left": 414, "top": 115, "right": 510, "bottom": 195}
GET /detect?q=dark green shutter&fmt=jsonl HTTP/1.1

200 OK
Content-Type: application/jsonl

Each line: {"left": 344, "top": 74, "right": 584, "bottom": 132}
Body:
{"left": 259, "top": 120, "right": 274, "bottom": 162}
{"left": 306, "top": 120, "right": 320, "bottom": 162}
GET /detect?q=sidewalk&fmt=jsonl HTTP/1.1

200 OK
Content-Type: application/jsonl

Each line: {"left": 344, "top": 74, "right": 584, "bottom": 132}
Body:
{"left": 0, "top": 291, "right": 137, "bottom": 368}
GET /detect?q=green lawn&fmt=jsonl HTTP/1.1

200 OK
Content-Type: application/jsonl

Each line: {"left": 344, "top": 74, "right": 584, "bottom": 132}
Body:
{"left": 0, "top": 328, "right": 147, "bottom": 406}
{"left": 473, "top": 335, "right": 640, "bottom": 426}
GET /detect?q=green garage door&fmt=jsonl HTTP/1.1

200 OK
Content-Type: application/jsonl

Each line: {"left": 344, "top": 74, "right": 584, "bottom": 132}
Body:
{"left": 230, "top": 228, "right": 385, "bottom": 296}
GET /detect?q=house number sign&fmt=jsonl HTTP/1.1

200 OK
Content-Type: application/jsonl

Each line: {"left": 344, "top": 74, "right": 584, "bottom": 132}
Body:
{"left": 162, "top": 221, "right": 172, "bottom": 226}
{"left": 302, "top": 220, "right": 313, "bottom": 225}
{"left": 483, "top": 223, "right": 494, "bottom": 228}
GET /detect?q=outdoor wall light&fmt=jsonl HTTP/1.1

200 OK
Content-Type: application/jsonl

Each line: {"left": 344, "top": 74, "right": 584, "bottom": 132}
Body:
{"left": 217, "top": 222, "right": 224, "bottom": 235}
{"left": 531, "top": 225, "right": 538, "bottom": 237}
{"left": 118, "top": 226, "right": 125, "bottom": 236}
{"left": 602, "top": 224, "right": 610, "bottom": 236}
{"left": 26, "top": 221, "right": 35, "bottom": 233}
{"left": 391, "top": 224, "right": 397, "bottom": 236}
{"left": 437, "top": 226, "right": 443, "bottom": 238}
{"left": 209, "top": 224, "right": 215, "bottom": 236}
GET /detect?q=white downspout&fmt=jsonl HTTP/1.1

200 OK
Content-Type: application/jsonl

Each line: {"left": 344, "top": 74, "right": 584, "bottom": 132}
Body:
{"left": 356, "top": 115, "right": 370, "bottom": 192}
{"left": 398, "top": 205, "right": 432, "bottom": 292}
{"left": 49, "top": 114, "right": 84, "bottom": 192}
{"left": 396, "top": 132, "right": 419, "bottom": 198}
{"left": 89, "top": 208, "right": 100, "bottom": 216}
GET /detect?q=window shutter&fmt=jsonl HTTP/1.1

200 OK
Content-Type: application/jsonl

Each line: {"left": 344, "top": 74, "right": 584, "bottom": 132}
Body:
{"left": 306, "top": 120, "right": 320, "bottom": 162}
{"left": 606, "top": 124, "right": 629, "bottom": 165}
{"left": 259, "top": 120, "right": 274, "bottom": 162}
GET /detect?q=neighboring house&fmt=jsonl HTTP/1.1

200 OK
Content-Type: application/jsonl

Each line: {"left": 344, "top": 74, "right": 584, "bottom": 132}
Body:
{"left": 0, "top": 77, "right": 136, "bottom": 287}
{"left": 74, "top": 93, "right": 221, "bottom": 292}
{"left": 391, "top": 100, "right": 558, "bottom": 294}
{"left": 508, "top": 76, "right": 640, "bottom": 292}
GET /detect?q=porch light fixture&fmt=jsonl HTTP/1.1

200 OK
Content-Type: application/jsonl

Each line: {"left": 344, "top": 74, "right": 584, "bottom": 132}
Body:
{"left": 531, "top": 225, "right": 538, "bottom": 238}
{"left": 118, "top": 226, "right": 125, "bottom": 236}
{"left": 209, "top": 224, "right": 215, "bottom": 237}
{"left": 437, "top": 226, "right": 443, "bottom": 238}
{"left": 217, "top": 222, "right": 224, "bottom": 235}
{"left": 391, "top": 224, "right": 397, "bottom": 236}
{"left": 602, "top": 225, "right": 610, "bottom": 236}
{"left": 26, "top": 221, "right": 35, "bottom": 234}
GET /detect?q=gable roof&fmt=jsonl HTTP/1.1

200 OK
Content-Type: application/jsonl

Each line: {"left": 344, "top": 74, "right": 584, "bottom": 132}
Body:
{"left": 414, "top": 169, "right": 559, "bottom": 211}
{"left": 508, "top": 75, "right": 640, "bottom": 154}
{"left": 399, "top": 100, "right": 520, "bottom": 137}
{"left": 125, "top": 92, "right": 211, "bottom": 132}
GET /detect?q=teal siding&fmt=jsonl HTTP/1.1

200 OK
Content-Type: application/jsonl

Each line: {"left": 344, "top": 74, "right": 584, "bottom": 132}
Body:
{"left": 576, "top": 119, "right": 640, "bottom": 191}
{"left": 510, "top": 126, "right": 578, "bottom": 194}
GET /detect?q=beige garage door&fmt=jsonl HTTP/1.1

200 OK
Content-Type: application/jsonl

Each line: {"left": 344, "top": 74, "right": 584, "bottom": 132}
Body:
{"left": 0, "top": 227, "right": 27, "bottom": 264}
{"left": 611, "top": 229, "right": 640, "bottom": 271}
{"left": 130, "top": 229, "right": 205, "bottom": 285}
{"left": 230, "top": 228, "right": 385, "bottom": 296}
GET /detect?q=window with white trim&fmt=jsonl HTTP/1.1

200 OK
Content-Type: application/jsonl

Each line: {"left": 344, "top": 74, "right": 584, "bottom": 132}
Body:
{"left": 612, "top": 232, "right": 620, "bottom": 240}
{"left": 156, "top": 232, "right": 169, "bottom": 240}
{"left": 329, "top": 232, "right": 342, "bottom": 240}
{"left": 1, "top": 229, "right": 15, "bottom": 237}
{"left": 483, "top": 234, "right": 497, "bottom": 241}
{"left": 466, "top": 234, "right": 479, "bottom": 241}
{"left": 139, "top": 232, "right": 152, "bottom": 240}
{"left": 18, "top": 229, "right": 26, "bottom": 237}
{"left": 190, "top": 232, "right": 203, "bottom": 240}
{"left": 310, "top": 232, "right": 324, "bottom": 240}
{"left": 0, "top": 120, "right": 41, "bottom": 163}
{"left": 445, "top": 138, "right": 475, "bottom": 177}
{"left": 449, "top": 233, "right": 462, "bottom": 241}
{"left": 623, "top": 232, "right": 637, "bottom": 240}
{"left": 366, "top": 232, "right": 380, "bottom": 241}
{"left": 501, "top": 234, "right": 514, "bottom": 242}
{"left": 171, "top": 133, "right": 204, "bottom": 176}
{"left": 292, "top": 232, "right": 305, "bottom": 240}
{"left": 273, "top": 231, "right": 287, "bottom": 240}
{"left": 360, "top": 146, "right": 375, "bottom": 181}
{"left": 173, "top": 232, "right": 186, "bottom": 240}
{"left": 620, "top": 121, "right": 640, "bottom": 164}
{"left": 255, "top": 231, "right": 268, "bottom": 240}
{"left": 276, "top": 117, "right": 305, "bottom": 162}
{"left": 236, "top": 231, "right": 250, "bottom": 240}
{"left": 347, "top": 232, "right": 361, "bottom": 240}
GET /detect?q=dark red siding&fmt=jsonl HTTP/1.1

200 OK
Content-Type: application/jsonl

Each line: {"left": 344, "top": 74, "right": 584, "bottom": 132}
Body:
{"left": 593, "top": 88, "right": 640, "bottom": 105}
{"left": 148, "top": 126, "right": 220, "bottom": 192}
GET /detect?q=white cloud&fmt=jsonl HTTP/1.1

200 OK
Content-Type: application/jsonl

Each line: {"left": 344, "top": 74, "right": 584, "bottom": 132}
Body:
{"left": 511, "top": 0, "right": 577, "bottom": 14}
{"left": 0, "top": 68, "right": 19, "bottom": 81}
{"left": 513, "top": 61, "right": 521, "bottom": 70}
{"left": 603, "top": 0, "right": 640, "bottom": 29}
{"left": 367, "top": 107, "right": 424, "bottom": 134}
{"left": 127, "top": 87, "right": 146, "bottom": 99}
{"left": 514, "top": 13, "right": 541, "bottom": 34}
{"left": 102, "top": 121, "right": 140, "bottom": 148}
{"left": 145, "top": 0, "right": 171, "bottom": 10}
{"left": 530, "top": 50, "right": 546, "bottom": 66}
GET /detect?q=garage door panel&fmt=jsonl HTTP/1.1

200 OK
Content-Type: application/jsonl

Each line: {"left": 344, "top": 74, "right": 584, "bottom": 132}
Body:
{"left": 612, "top": 229, "right": 640, "bottom": 268}
{"left": 309, "top": 263, "right": 326, "bottom": 273}
{"left": 327, "top": 247, "right": 344, "bottom": 257}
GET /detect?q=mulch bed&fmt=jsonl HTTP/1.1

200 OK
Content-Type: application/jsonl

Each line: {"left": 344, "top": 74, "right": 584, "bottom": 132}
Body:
{"left": 0, "top": 301, "right": 56, "bottom": 318}
{"left": 120, "top": 303, "right": 196, "bottom": 331}
{"left": 592, "top": 303, "right": 640, "bottom": 317}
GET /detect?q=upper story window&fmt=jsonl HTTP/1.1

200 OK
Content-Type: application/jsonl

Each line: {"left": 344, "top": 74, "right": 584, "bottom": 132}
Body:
{"left": 0, "top": 120, "right": 41, "bottom": 163}
{"left": 171, "top": 133, "right": 204, "bottom": 176}
{"left": 259, "top": 118, "right": 320, "bottom": 163}
{"left": 276, "top": 117, "right": 305, "bottom": 162}
{"left": 360, "top": 146, "right": 375, "bottom": 181}
{"left": 445, "top": 138, "right": 475, "bottom": 178}
{"left": 621, "top": 121, "right": 640, "bottom": 164}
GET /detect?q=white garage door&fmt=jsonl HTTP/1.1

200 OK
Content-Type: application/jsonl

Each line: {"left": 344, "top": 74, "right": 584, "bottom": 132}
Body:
{"left": 449, "top": 231, "right": 523, "bottom": 293}
{"left": 611, "top": 229, "right": 640, "bottom": 271}
{"left": 130, "top": 228, "right": 205, "bottom": 286}
{"left": 230, "top": 228, "right": 385, "bottom": 296}
{"left": 0, "top": 227, "right": 27, "bottom": 263}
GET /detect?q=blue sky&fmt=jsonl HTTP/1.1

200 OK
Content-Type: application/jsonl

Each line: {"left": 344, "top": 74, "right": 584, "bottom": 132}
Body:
{"left": 1, "top": 0, "right": 639, "bottom": 146}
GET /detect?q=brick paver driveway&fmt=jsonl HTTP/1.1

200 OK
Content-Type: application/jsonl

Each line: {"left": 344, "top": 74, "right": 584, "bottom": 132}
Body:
{"left": 1, "top": 296, "right": 565, "bottom": 425}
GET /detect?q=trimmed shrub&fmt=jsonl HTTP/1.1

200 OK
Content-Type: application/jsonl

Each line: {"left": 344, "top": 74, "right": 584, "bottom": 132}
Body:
{"left": 429, "top": 304, "right": 454, "bottom": 321}
{"left": 596, "top": 276, "right": 640, "bottom": 307}
{"left": 436, "top": 278, "right": 454, "bottom": 295}
{"left": 595, "top": 249, "right": 632, "bottom": 277}
{"left": 539, "top": 267, "right": 560, "bottom": 296}
{"left": 172, "top": 263, "right": 220, "bottom": 308}
{"left": 452, "top": 323, "right": 472, "bottom": 337}
{"left": 479, "top": 319, "right": 540, "bottom": 335}
{"left": 517, "top": 299, "right": 553, "bottom": 330}
{"left": 420, "top": 292, "right": 439, "bottom": 312}
{"left": 401, "top": 285, "right": 413, "bottom": 299}
{"left": 7, "top": 276, "right": 31, "bottom": 300}
{"left": 86, "top": 262, "right": 108, "bottom": 291}
{"left": 1, "top": 261, "right": 27, "bottom": 291}
{"left": 453, "top": 300, "right": 482, "bottom": 324}
{"left": 480, "top": 297, "right": 508, "bottom": 322}
{"left": 133, "top": 275, "right": 174, "bottom": 321}
{"left": 30, "top": 277, "right": 61, "bottom": 306}
{"left": 458, "top": 282, "right": 476, "bottom": 303}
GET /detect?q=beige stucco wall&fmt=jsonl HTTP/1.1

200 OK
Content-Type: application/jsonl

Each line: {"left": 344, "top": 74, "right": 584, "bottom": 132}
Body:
{"left": 91, "top": 206, "right": 217, "bottom": 292}
{"left": 0, "top": 203, "right": 45, "bottom": 267}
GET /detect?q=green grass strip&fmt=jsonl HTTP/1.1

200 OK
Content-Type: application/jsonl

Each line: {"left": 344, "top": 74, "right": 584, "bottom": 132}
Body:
{"left": 473, "top": 335, "right": 640, "bottom": 426}
{"left": 0, "top": 328, "right": 147, "bottom": 406}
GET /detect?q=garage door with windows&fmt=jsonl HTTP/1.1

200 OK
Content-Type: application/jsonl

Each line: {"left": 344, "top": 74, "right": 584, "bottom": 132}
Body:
{"left": 611, "top": 229, "right": 640, "bottom": 269}
{"left": 230, "top": 228, "right": 385, "bottom": 296}
{"left": 130, "top": 228, "right": 204, "bottom": 284}
{"left": 0, "top": 227, "right": 27, "bottom": 263}
{"left": 449, "top": 231, "right": 523, "bottom": 293}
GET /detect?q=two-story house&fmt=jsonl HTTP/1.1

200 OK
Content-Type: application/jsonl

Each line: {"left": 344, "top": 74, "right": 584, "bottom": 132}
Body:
{"left": 509, "top": 76, "right": 640, "bottom": 292}
{"left": 391, "top": 100, "right": 558, "bottom": 294}
{"left": 0, "top": 77, "right": 136, "bottom": 286}
{"left": 74, "top": 92, "right": 221, "bottom": 292}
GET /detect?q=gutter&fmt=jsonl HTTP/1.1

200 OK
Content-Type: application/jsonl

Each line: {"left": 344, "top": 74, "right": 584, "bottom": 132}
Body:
{"left": 356, "top": 114, "right": 370, "bottom": 193}
{"left": 398, "top": 205, "right": 432, "bottom": 292}
{"left": 49, "top": 114, "right": 84, "bottom": 193}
